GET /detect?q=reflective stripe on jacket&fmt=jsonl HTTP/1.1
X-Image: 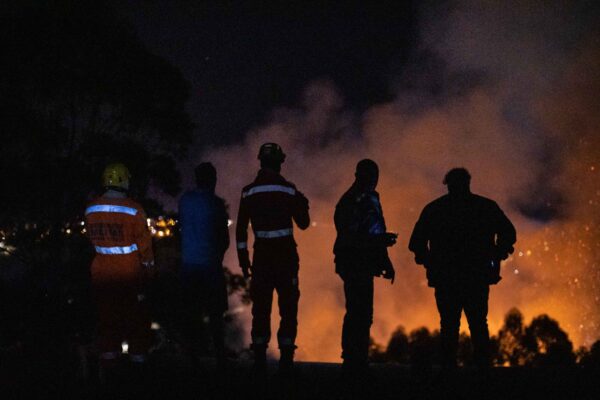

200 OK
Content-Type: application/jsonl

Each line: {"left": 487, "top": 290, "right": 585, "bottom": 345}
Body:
{"left": 236, "top": 168, "right": 309, "bottom": 267}
{"left": 85, "top": 196, "right": 153, "bottom": 281}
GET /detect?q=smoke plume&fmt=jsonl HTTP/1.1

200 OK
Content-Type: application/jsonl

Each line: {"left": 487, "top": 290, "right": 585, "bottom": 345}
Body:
{"left": 188, "top": 1, "right": 600, "bottom": 361}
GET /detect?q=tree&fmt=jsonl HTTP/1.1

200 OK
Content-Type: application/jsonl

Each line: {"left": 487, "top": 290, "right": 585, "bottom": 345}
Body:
{"left": 0, "top": 1, "right": 194, "bottom": 356}
{"left": 0, "top": 1, "right": 194, "bottom": 227}
{"left": 578, "top": 340, "right": 600, "bottom": 368}
{"left": 408, "top": 327, "right": 440, "bottom": 370}
{"left": 497, "top": 308, "right": 529, "bottom": 366}
{"left": 368, "top": 337, "right": 387, "bottom": 363}
{"left": 522, "top": 314, "right": 576, "bottom": 366}
{"left": 386, "top": 326, "right": 409, "bottom": 364}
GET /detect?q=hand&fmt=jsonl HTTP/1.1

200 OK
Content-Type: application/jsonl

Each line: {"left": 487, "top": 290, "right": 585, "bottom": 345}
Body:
{"left": 374, "top": 232, "right": 398, "bottom": 247}
{"left": 142, "top": 260, "right": 158, "bottom": 280}
{"left": 384, "top": 232, "right": 398, "bottom": 247}
{"left": 381, "top": 254, "right": 395, "bottom": 284}
{"left": 241, "top": 265, "right": 252, "bottom": 279}
{"left": 296, "top": 191, "right": 309, "bottom": 208}
{"left": 383, "top": 267, "right": 395, "bottom": 284}
{"left": 414, "top": 253, "right": 428, "bottom": 265}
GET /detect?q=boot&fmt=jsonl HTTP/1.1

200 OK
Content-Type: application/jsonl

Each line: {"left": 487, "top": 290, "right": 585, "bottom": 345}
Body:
{"left": 252, "top": 345, "right": 267, "bottom": 373}
{"left": 278, "top": 346, "right": 295, "bottom": 377}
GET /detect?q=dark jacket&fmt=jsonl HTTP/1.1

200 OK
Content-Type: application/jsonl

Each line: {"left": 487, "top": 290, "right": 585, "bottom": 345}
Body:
{"left": 236, "top": 168, "right": 310, "bottom": 270}
{"left": 179, "top": 189, "right": 230, "bottom": 269}
{"left": 408, "top": 193, "right": 516, "bottom": 287}
{"left": 333, "top": 184, "right": 392, "bottom": 276}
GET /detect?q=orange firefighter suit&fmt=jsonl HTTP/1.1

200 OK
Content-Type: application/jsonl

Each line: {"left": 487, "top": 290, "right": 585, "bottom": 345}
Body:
{"left": 85, "top": 196, "right": 154, "bottom": 362}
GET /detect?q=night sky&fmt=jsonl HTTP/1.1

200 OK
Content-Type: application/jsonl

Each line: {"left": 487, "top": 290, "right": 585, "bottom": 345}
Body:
{"left": 119, "top": 2, "right": 417, "bottom": 148}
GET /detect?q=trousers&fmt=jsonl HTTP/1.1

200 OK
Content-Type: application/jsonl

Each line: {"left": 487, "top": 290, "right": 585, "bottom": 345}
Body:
{"left": 435, "top": 283, "right": 490, "bottom": 367}
{"left": 341, "top": 273, "right": 374, "bottom": 365}
{"left": 250, "top": 266, "right": 299, "bottom": 349}
{"left": 180, "top": 264, "right": 228, "bottom": 357}
{"left": 93, "top": 280, "right": 152, "bottom": 361}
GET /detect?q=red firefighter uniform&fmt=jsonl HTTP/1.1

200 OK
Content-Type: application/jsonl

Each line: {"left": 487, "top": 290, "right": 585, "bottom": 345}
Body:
{"left": 236, "top": 168, "right": 310, "bottom": 350}
{"left": 85, "top": 196, "right": 154, "bottom": 362}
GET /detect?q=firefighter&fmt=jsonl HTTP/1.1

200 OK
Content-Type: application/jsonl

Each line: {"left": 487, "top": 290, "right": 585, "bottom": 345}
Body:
{"left": 85, "top": 163, "right": 154, "bottom": 371}
{"left": 178, "top": 162, "right": 229, "bottom": 365}
{"left": 333, "top": 159, "right": 397, "bottom": 378}
{"left": 236, "top": 143, "right": 310, "bottom": 374}
{"left": 409, "top": 168, "right": 516, "bottom": 371}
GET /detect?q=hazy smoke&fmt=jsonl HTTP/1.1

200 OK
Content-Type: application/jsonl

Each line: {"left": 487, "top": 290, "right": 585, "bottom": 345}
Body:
{"left": 186, "top": 1, "right": 600, "bottom": 360}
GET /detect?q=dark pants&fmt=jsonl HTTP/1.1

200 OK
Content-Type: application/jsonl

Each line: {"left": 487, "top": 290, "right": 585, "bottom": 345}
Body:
{"left": 434, "top": 283, "right": 490, "bottom": 368}
{"left": 341, "top": 273, "right": 374, "bottom": 365}
{"left": 250, "top": 267, "right": 299, "bottom": 349}
{"left": 180, "top": 264, "right": 228, "bottom": 357}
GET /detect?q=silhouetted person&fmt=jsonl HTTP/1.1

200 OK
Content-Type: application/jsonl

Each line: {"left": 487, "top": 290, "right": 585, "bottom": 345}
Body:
{"left": 409, "top": 168, "right": 516, "bottom": 370}
{"left": 178, "top": 162, "right": 230, "bottom": 365}
{"left": 236, "top": 143, "right": 310, "bottom": 375}
{"left": 334, "top": 159, "right": 397, "bottom": 378}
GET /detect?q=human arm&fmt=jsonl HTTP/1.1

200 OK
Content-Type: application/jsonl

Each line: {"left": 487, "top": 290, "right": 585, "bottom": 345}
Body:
{"left": 235, "top": 195, "right": 251, "bottom": 278}
{"left": 134, "top": 208, "right": 154, "bottom": 267}
{"left": 216, "top": 197, "right": 230, "bottom": 260}
{"left": 408, "top": 206, "right": 431, "bottom": 266}
{"left": 292, "top": 189, "right": 310, "bottom": 230}
{"left": 494, "top": 204, "right": 517, "bottom": 260}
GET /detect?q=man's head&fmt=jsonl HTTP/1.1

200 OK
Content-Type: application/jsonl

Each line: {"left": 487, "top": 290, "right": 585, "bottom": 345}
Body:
{"left": 443, "top": 167, "right": 471, "bottom": 195}
{"left": 195, "top": 162, "right": 217, "bottom": 191}
{"left": 258, "top": 142, "right": 286, "bottom": 172}
{"left": 355, "top": 159, "right": 379, "bottom": 191}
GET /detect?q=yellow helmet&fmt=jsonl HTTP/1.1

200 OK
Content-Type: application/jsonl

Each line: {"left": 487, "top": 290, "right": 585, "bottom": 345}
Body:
{"left": 102, "top": 163, "right": 130, "bottom": 190}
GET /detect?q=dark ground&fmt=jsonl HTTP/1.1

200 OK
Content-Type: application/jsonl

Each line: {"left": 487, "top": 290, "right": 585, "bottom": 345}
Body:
{"left": 1, "top": 352, "right": 599, "bottom": 400}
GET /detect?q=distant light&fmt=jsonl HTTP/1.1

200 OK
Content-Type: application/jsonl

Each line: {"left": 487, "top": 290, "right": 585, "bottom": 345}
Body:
{"left": 121, "top": 341, "right": 129, "bottom": 354}
{"left": 151, "top": 322, "right": 161, "bottom": 330}
{"left": 157, "top": 231, "right": 164, "bottom": 237}
{"left": 227, "top": 219, "right": 233, "bottom": 227}
{"left": 514, "top": 269, "right": 520, "bottom": 274}
{"left": 65, "top": 229, "right": 72, "bottom": 235}
{"left": 518, "top": 251, "right": 524, "bottom": 257}
{"left": 311, "top": 221, "right": 318, "bottom": 227}
{"left": 80, "top": 221, "right": 85, "bottom": 226}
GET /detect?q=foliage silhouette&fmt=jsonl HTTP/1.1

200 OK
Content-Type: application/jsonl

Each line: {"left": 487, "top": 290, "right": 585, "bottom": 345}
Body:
{"left": 371, "top": 308, "right": 582, "bottom": 368}
{"left": 497, "top": 308, "right": 528, "bottom": 366}
{"left": 522, "top": 314, "right": 576, "bottom": 366}
{"left": 386, "top": 326, "right": 409, "bottom": 364}
{"left": 0, "top": 1, "right": 194, "bottom": 227}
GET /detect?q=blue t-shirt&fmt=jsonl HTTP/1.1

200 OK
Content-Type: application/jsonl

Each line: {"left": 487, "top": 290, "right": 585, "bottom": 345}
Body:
{"left": 178, "top": 190, "right": 229, "bottom": 268}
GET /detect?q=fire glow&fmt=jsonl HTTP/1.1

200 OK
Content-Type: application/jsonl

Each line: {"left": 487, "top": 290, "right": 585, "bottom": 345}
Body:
{"left": 174, "top": 2, "right": 600, "bottom": 361}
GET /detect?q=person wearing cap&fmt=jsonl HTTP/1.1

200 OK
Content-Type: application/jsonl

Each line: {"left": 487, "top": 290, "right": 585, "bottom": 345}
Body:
{"left": 409, "top": 167, "right": 516, "bottom": 372}
{"left": 236, "top": 143, "right": 310, "bottom": 374}
{"left": 333, "top": 159, "right": 397, "bottom": 379}
{"left": 85, "top": 163, "right": 154, "bottom": 373}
